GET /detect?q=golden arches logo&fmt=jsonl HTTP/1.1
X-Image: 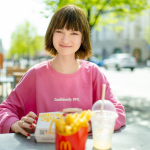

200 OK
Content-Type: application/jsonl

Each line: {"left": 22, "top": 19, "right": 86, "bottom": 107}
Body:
{"left": 60, "top": 141, "right": 72, "bottom": 150}
{"left": 45, "top": 120, "right": 55, "bottom": 134}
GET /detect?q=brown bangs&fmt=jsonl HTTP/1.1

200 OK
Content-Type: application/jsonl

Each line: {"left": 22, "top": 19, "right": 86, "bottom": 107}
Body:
{"left": 54, "top": 7, "right": 83, "bottom": 32}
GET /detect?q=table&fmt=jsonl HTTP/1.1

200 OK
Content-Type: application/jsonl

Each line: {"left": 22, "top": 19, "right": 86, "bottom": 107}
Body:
{"left": 0, "top": 76, "right": 14, "bottom": 98}
{"left": 0, "top": 76, "right": 14, "bottom": 83}
{"left": 0, "top": 69, "right": 6, "bottom": 76}
{"left": 0, "top": 124, "right": 150, "bottom": 150}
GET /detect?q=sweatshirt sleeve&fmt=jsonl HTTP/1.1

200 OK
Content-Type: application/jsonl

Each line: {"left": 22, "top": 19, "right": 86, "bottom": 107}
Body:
{"left": 0, "top": 67, "right": 36, "bottom": 133}
{"left": 92, "top": 65, "right": 126, "bottom": 130}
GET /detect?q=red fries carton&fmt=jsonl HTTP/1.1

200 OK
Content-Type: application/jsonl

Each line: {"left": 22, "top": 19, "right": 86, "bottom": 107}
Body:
{"left": 55, "top": 127, "right": 88, "bottom": 150}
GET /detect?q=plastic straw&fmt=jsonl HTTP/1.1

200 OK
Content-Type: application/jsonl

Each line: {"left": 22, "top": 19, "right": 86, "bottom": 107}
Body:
{"left": 100, "top": 84, "right": 106, "bottom": 116}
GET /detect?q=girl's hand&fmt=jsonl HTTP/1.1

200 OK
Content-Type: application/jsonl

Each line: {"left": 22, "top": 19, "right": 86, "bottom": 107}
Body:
{"left": 10, "top": 111, "right": 38, "bottom": 137}
{"left": 60, "top": 108, "right": 92, "bottom": 132}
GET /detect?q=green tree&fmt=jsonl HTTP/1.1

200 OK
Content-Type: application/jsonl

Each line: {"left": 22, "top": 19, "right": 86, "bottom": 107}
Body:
{"left": 42, "top": 0, "right": 150, "bottom": 30}
{"left": 7, "top": 21, "right": 44, "bottom": 60}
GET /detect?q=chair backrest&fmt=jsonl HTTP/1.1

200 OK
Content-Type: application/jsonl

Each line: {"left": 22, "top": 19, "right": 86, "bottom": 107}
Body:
{"left": 6, "top": 67, "right": 29, "bottom": 88}
{"left": 6, "top": 67, "right": 29, "bottom": 76}
{"left": 13, "top": 72, "right": 26, "bottom": 88}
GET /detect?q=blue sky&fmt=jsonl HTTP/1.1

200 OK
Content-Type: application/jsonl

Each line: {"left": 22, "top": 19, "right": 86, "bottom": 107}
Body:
{"left": 0, "top": 0, "right": 53, "bottom": 52}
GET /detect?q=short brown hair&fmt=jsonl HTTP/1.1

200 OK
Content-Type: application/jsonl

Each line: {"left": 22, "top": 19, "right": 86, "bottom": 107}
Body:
{"left": 45, "top": 5, "right": 92, "bottom": 59}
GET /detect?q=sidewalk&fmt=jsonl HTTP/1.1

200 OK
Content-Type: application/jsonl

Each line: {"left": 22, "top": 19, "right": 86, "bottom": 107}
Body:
{"left": 136, "top": 62, "right": 147, "bottom": 68}
{"left": 118, "top": 95, "right": 150, "bottom": 128}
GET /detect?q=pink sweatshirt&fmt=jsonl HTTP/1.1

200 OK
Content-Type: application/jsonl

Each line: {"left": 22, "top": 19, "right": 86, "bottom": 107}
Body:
{"left": 0, "top": 60, "right": 126, "bottom": 133}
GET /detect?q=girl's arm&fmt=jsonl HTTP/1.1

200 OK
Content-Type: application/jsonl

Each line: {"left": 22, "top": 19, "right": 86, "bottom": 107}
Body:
{"left": 0, "top": 68, "right": 36, "bottom": 133}
{"left": 92, "top": 65, "right": 126, "bottom": 130}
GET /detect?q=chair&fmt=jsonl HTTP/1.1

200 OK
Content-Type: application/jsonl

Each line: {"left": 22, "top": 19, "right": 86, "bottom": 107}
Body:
{"left": 0, "top": 85, "right": 2, "bottom": 96}
{"left": 6, "top": 66, "right": 28, "bottom": 76}
{"left": 13, "top": 72, "right": 26, "bottom": 88}
{"left": 6, "top": 67, "right": 29, "bottom": 95}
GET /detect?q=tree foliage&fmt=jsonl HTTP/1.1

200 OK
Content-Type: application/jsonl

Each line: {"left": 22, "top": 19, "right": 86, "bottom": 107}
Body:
{"left": 7, "top": 21, "right": 44, "bottom": 59}
{"left": 42, "top": 0, "right": 150, "bottom": 30}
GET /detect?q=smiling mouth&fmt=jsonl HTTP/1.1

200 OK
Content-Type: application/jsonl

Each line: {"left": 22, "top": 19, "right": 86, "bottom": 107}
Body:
{"left": 60, "top": 44, "right": 72, "bottom": 48}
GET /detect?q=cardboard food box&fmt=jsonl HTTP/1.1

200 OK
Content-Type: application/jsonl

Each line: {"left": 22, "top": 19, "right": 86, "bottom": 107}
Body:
{"left": 34, "top": 112, "right": 62, "bottom": 143}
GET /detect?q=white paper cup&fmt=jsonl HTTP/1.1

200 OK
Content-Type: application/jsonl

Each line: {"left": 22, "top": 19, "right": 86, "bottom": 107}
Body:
{"left": 91, "top": 110, "right": 118, "bottom": 150}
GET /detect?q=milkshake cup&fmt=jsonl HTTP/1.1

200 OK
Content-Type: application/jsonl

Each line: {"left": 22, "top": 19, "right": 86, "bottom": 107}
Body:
{"left": 91, "top": 110, "right": 118, "bottom": 150}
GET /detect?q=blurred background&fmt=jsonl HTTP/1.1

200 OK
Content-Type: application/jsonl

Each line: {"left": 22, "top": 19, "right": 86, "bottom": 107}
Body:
{"left": 0, "top": 0, "right": 150, "bottom": 129}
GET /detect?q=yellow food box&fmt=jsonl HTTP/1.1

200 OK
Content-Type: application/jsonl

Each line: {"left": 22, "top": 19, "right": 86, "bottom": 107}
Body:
{"left": 34, "top": 112, "right": 62, "bottom": 143}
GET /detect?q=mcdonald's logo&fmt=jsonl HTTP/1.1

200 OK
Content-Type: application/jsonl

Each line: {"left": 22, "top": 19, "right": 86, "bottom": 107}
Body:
{"left": 60, "top": 141, "right": 72, "bottom": 150}
{"left": 45, "top": 120, "right": 55, "bottom": 134}
{"left": 46, "top": 113, "right": 63, "bottom": 134}
{"left": 96, "top": 127, "right": 114, "bottom": 134}
{"left": 96, "top": 128, "right": 103, "bottom": 133}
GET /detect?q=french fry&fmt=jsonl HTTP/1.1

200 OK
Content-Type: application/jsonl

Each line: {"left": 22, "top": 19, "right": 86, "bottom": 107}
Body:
{"left": 55, "top": 110, "right": 94, "bottom": 136}
{"left": 79, "top": 110, "right": 86, "bottom": 118}
{"left": 65, "top": 114, "right": 75, "bottom": 125}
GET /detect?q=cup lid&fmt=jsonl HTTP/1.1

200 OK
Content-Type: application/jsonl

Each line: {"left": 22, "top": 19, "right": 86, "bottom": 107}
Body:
{"left": 92, "top": 100, "right": 116, "bottom": 113}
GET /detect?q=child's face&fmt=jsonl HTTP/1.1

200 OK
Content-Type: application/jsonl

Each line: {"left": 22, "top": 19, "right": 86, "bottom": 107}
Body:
{"left": 53, "top": 27, "right": 82, "bottom": 57}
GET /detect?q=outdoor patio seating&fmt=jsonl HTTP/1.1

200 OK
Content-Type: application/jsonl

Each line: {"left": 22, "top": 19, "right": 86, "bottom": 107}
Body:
{"left": 6, "top": 66, "right": 29, "bottom": 95}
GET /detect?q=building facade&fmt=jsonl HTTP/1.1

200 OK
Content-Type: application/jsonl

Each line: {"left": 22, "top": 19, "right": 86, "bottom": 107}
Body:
{"left": 91, "top": 10, "right": 150, "bottom": 62}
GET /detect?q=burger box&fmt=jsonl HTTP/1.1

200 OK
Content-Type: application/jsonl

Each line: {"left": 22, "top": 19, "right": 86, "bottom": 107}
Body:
{"left": 34, "top": 111, "right": 62, "bottom": 143}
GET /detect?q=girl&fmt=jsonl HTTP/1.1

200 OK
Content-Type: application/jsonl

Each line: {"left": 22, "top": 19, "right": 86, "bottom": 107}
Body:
{"left": 0, "top": 5, "right": 126, "bottom": 137}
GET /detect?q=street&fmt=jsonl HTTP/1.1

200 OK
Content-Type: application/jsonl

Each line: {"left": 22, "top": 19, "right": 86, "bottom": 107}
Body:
{"left": 99, "top": 66, "right": 150, "bottom": 128}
